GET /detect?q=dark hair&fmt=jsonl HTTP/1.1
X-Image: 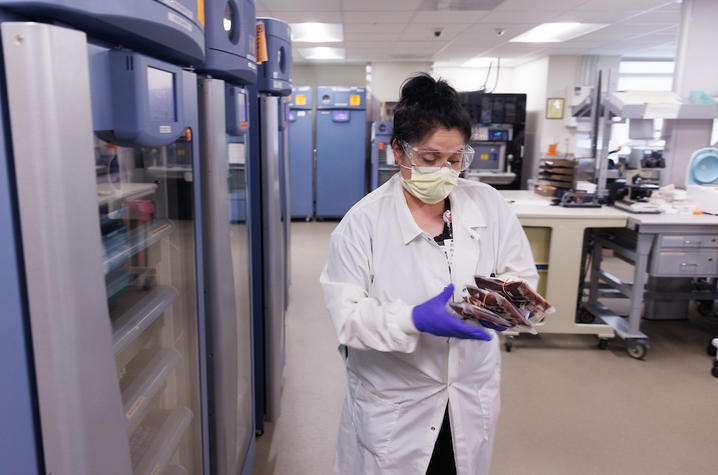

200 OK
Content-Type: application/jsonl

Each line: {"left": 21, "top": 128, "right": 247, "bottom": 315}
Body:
{"left": 391, "top": 73, "right": 471, "bottom": 147}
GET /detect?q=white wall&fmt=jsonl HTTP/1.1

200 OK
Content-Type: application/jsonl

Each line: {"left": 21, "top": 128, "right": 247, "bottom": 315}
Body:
{"left": 368, "top": 62, "right": 432, "bottom": 121}
{"left": 432, "top": 65, "right": 515, "bottom": 93}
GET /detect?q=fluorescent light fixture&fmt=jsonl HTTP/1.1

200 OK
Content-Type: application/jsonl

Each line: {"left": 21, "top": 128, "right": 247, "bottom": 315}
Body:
{"left": 462, "top": 56, "right": 497, "bottom": 67}
{"left": 510, "top": 23, "right": 608, "bottom": 43}
{"left": 299, "top": 47, "right": 345, "bottom": 60}
{"left": 290, "top": 23, "right": 343, "bottom": 43}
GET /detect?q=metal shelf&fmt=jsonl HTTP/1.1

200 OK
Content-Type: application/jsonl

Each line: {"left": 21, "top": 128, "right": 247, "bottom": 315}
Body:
{"left": 112, "top": 285, "right": 179, "bottom": 355}
{"left": 131, "top": 408, "right": 193, "bottom": 475}
{"left": 104, "top": 219, "right": 175, "bottom": 274}
{"left": 97, "top": 183, "right": 158, "bottom": 207}
{"left": 122, "top": 348, "right": 181, "bottom": 428}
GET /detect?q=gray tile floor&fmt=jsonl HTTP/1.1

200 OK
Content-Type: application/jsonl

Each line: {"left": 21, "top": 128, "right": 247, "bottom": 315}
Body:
{"left": 252, "top": 222, "right": 718, "bottom": 475}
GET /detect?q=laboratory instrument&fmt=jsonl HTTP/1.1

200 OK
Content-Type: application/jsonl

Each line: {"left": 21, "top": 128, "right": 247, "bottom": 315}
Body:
{"left": 369, "top": 121, "right": 398, "bottom": 190}
{"left": 196, "top": 1, "right": 257, "bottom": 472}
{"left": 315, "top": 86, "right": 367, "bottom": 217}
{"left": 288, "top": 86, "right": 314, "bottom": 219}
{"left": 0, "top": 1, "right": 209, "bottom": 472}
{"left": 248, "top": 16, "right": 292, "bottom": 433}
{"left": 686, "top": 147, "right": 718, "bottom": 214}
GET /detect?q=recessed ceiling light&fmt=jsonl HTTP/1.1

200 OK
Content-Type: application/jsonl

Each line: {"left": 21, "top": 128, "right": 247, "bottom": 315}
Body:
{"left": 299, "top": 47, "right": 345, "bottom": 60}
{"left": 510, "top": 23, "right": 608, "bottom": 43}
{"left": 462, "top": 56, "right": 498, "bottom": 67}
{"left": 290, "top": 23, "right": 343, "bottom": 43}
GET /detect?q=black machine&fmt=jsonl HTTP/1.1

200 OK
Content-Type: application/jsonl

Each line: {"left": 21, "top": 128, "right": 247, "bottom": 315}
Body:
{"left": 459, "top": 92, "right": 527, "bottom": 189}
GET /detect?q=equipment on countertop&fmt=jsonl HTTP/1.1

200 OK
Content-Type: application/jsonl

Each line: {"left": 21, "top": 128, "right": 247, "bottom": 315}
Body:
{"left": 686, "top": 147, "right": 718, "bottom": 214}
{"left": 557, "top": 191, "right": 602, "bottom": 208}
{"left": 613, "top": 174, "right": 661, "bottom": 214}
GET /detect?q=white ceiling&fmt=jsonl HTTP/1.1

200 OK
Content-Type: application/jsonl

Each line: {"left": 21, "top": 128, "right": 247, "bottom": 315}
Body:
{"left": 256, "top": 0, "right": 682, "bottom": 65}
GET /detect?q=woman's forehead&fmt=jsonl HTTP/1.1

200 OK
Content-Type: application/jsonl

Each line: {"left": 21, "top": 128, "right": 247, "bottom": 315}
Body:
{"left": 415, "top": 127, "right": 465, "bottom": 150}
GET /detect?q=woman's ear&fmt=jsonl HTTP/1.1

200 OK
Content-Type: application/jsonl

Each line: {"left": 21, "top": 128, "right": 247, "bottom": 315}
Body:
{"left": 391, "top": 139, "right": 404, "bottom": 163}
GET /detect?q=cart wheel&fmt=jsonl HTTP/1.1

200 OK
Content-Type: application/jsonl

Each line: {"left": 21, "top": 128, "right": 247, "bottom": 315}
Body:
{"left": 627, "top": 340, "right": 648, "bottom": 360}
{"left": 578, "top": 309, "right": 595, "bottom": 324}
{"left": 256, "top": 429, "right": 264, "bottom": 437}
{"left": 712, "top": 361, "right": 718, "bottom": 378}
{"left": 598, "top": 339, "right": 609, "bottom": 350}
{"left": 504, "top": 337, "right": 513, "bottom": 353}
{"left": 707, "top": 341, "right": 717, "bottom": 357}
{"left": 305, "top": 216, "right": 312, "bottom": 222}
{"left": 697, "top": 301, "right": 714, "bottom": 316}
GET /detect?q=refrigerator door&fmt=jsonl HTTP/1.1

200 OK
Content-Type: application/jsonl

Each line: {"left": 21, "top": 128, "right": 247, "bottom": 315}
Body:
{"left": 1, "top": 22, "right": 133, "bottom": 474}
{"left": 2, "top": 22, "right": 206, "bottom": 474}
{"left": 198, "top": 77, "right": 254, "bottom": 474}
{"left": 259, "top": 95, "right": 285, "bottom": 421}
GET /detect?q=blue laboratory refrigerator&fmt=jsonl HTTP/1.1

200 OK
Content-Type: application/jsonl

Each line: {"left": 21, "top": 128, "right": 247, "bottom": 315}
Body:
{"left": 249, "top": 17, "right": 292, "bottom": 432}
{"left": 0, "top": 10, "right": 208, "bottom": 475}
{"left": 196, "top": 0, "right": 257, "bottom": 473}
{"left": 288, "top": 86, "right": 314, "bottom": 219}
{"left": 315, "top": 86, "right": 367, "bottom": 218}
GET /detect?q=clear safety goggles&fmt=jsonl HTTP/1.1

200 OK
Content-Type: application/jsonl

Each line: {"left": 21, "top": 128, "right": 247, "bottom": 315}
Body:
{"left": 401, "top": 140, "right": 475, "bottom": 171}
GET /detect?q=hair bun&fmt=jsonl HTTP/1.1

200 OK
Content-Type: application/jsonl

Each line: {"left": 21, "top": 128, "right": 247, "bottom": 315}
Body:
{"left": 399, "top": 73, "right": 460, "bottom": 109}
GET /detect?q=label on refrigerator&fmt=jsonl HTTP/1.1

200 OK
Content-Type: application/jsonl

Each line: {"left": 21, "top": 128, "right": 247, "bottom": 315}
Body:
{"left": 168, "top": 11, "right": 193, "bottom": 32}
{"left": 161, "top": 0, "right": 194, "bottom": 20}
{"left": 159, "top": 125, "right": 172, "bottom": 134}
{"left": 228, "top": 143, "right": 246, "bottom": 165}
{"left": 297, "top": 111, "right": 306, "bottom": 117}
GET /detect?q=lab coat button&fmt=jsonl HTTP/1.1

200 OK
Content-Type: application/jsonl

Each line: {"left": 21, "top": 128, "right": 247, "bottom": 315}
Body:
{"left": 431, "top": 426, "right": 436, "bottom": 431}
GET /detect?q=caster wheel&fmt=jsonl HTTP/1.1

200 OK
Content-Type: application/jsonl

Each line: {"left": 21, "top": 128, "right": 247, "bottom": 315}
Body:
{"left": 504, "top": 337, "right": 513, "bottom": 353}
{"left": 697, "top": 301, "right": 714, "bottom": 316}
{"left": 712, "top": 362, "right": 718, "bottom": 378}
{"left": 598, "top": 339, "right": 609, "bottom": 350}
{"left": 305, "top": 216, "right": 312, "bottom": 222}
{"left": 256, "top": 429, "right": 264, "bottom": 437}
{"left": 627, "top": 340, "right": 648, "bottom": 360}
{"left": 578, "top": 309, "right": 595, "bottom": 324}
{"left": 707, "top": 342, "right": 717, "bottom": 357}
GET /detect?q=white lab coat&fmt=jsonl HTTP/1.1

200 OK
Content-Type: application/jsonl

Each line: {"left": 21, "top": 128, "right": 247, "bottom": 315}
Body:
{"left": 320, "top": 174, "right": 538, "bottom": 475}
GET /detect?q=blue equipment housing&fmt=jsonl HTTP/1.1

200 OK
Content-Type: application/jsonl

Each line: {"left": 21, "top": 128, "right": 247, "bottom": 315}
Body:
{"left": 93, "top": 51, "right": 186, "bottom": 147}
{"left": 256, "top": 17, "right": 292, "bottom": 95}
{"left": 0, "top": 0, "right": 205, "bottom": 65}
{"left": 315, "top": 86, "right": 367, "bottom": 218}
{"left": 288, "top": 86, "right": 314, "bottom": 219}
{"left": 687, "top": 148, "right": 718, "bottom": 185}
{"left": 227, "top": 86, "right": 251, "bottom": 223}
{"left": 369, "top": 121, "right": 397, "bottom": 191}
{"left": 198, "top": 0, "right": 257, "bottom": 84}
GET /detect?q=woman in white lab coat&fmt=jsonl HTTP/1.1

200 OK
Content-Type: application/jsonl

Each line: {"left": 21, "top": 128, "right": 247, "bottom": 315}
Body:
{"left": 320, "top": 74, "right": 538, "bottom": 475}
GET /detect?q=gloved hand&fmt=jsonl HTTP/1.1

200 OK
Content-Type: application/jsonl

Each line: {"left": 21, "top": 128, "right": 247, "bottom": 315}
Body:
{"left": 412, "top": 284, "right": 492, "bottom": 341}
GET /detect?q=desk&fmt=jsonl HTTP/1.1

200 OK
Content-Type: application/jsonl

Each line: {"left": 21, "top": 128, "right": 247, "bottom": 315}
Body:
{"left": 584, "top": 213, "right": 718, "bottom": 359}
{"left": 499, "top": 191, "right": 628, "bottom": 350}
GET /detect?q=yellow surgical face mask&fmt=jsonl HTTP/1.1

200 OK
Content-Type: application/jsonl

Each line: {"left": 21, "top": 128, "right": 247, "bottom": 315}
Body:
{"left": 401, "top": 166, "right": 459, "bottom": 204}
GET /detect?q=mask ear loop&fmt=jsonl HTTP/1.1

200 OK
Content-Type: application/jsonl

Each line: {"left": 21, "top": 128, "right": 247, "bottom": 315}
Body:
{"left": 395, "top": 138, "right": 413, "bottom": 170}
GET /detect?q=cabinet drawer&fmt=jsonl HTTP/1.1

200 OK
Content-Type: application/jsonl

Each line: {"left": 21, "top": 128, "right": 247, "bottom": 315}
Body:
{"left": 658, "top": 234, "right": 718, "bottom": 249}
{"left": 651, "top": 250, "right": 718, "bottom": 277}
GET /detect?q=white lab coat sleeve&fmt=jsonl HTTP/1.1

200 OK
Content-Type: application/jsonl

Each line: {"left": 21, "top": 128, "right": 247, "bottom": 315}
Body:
{"left": 493, "top": 195, "right": 540, "bottom": 290}
{"left": 320, "top": 230, "right": 421, "bottom": 353}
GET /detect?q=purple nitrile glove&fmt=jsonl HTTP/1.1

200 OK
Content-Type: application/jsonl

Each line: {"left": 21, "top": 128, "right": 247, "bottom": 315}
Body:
{"left": 412, "top": 284, "right": 492, "bottom": 341}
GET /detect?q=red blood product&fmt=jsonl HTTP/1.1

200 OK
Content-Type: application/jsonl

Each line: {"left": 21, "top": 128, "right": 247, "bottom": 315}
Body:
{"left": 473, "top": 276, "right": 552, "bottom": 314}
{"left": 466, "top": 287, "right": 533, "bottom": 328}
{"left": 448, "top": 302, "right": 515, "bottom": 329}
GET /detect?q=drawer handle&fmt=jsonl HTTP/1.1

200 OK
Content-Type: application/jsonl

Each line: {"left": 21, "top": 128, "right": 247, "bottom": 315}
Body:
{"left": 683, "top": 240, "right": 701, "bottom": 245}
{"left": 680, "top": 263, "right": 698, "bottom": 267}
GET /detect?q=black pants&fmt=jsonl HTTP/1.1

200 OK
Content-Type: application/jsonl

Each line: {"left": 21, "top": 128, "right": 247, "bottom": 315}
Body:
{"left": 426, "top": 405, "right": 457, "bottom": 475}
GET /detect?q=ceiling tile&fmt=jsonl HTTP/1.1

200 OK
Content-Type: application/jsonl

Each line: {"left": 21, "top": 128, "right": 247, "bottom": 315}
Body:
{"left": 261, "top": 0, "right": 341, "bottom": 11}
{"left": 555, "top": 10, "right": 643, "bottom": 23}
{"left": 401, "top": 23, "right": 472, "bottom": 41}
{"left": 576, "top": 0, "right": 674, "bottom": 11}
{"left": 344, "top": 23, "right": 408, "bottom": 33}
{"left": 622, "top": 9, "right": 681, "bottom": 24}
{"left": 478, "top": 9, "right": 564, "bottom": 23}
{"left": 342, "top": 0, "right": 423, "bottom": 11}
{"left": 495, "top": 0, "right": 589, "bottom": 10}
{"left": 411, "top": 10, "right": 492, "bottom": 23}
{"left": 343, "top": 11, "right": 415, "bottom": 23}
{"left": 344, "top": 31, "right": 403, "bottom": 41}
{"left": 270, "top": 12, "right": 343, "bottom": 23}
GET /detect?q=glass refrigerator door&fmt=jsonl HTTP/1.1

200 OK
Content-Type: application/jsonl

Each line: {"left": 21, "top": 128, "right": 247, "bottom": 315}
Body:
{"left": 96, "top": 136, "right": 202, "bottom": 474}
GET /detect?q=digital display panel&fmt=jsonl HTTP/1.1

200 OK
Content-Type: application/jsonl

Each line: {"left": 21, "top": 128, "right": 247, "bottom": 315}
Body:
{"left": 333, "top": 110, "right": 350, "bottom": 122}
{"left": 147, "top": 67, "right": 176, "bottom": 122}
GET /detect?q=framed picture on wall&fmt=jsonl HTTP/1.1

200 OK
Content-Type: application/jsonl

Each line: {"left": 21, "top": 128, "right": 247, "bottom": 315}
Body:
{"left": 546, "top": 98, "right": 565, "bottom": 119}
